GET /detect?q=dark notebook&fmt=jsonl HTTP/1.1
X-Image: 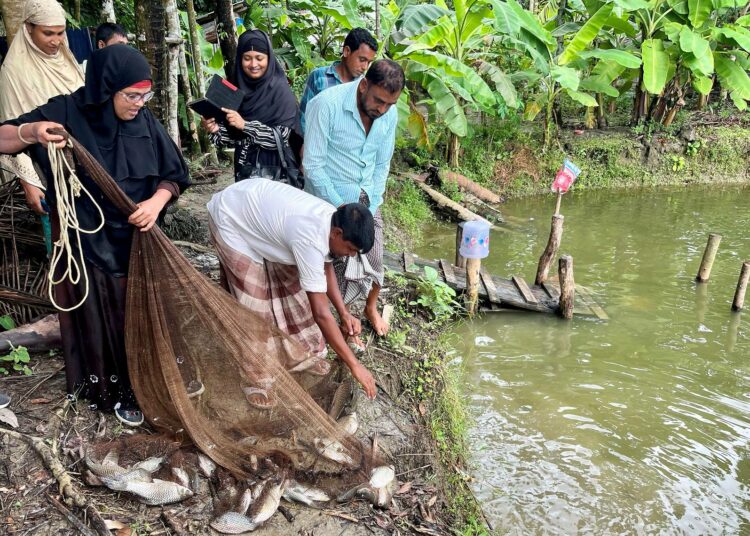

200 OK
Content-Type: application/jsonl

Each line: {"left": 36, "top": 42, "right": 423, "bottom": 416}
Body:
{"left": 188, "top": 75, "right": 245, "bottom": 120}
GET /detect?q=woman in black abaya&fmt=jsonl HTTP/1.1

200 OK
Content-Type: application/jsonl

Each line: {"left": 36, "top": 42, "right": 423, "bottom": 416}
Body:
{"left": 0, "top": 44, "right": 190, "bottom": 426}
{"left": 201, "top": 29, "right": 300, "bottom": 182}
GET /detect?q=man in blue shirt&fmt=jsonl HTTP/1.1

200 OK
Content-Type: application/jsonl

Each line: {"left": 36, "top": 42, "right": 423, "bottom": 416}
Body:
{"left": 298, "top": 28, "right": 378, "bottom": 134}
{"left": 304, "top": 59, "right": 405, "bottom": 342}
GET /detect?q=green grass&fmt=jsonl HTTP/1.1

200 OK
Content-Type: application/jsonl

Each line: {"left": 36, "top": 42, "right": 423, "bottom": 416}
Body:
{"left": 381, "top": 177, "right": 433, "bottom": 251}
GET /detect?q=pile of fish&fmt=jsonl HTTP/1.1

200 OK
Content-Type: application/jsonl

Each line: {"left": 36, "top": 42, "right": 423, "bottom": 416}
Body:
{"left": 84, "top": 449, "right": 193, "bottom": 505}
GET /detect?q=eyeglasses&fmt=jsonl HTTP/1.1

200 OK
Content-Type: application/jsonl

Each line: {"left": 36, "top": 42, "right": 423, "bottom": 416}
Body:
{"left": 118, "top": 91, "right": 154, "bottom": 104}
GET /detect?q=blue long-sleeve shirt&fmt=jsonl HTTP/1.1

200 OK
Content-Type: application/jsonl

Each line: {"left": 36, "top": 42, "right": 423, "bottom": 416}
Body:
{"left": 302, "top": 80, "right": 397, "bottom": 215}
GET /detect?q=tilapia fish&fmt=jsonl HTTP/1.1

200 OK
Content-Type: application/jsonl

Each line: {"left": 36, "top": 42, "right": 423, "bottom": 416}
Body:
{"left": 282, "top": 480, "right": 330, "bottom": 505}
{"left": 337, "top": 466, "right": 396, "bottom": 509}
{"left": 248, "top": 477, "right": 284, "bottom": 525}
{"left": 337, "top": 412, "right": 359, "bottom": 435}
{"left": 313, "top": 438, "right": 355, "bottom": 465}
{"left": 369, "top": 466, "right": 395, "bottom": 488}
{"left": 210, "top": 511, "right": 258, "bottom": 534}
{"left": 198, "top": 453, "right": 217, "bottom": 478}
{"left": 119, "top": 478, "right": 193, "bottom": 506}
{"left": 211, "top": 478, "right": 285, "bottom": 534}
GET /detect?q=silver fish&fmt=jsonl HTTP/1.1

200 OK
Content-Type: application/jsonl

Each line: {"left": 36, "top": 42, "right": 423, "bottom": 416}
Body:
{"left": 85, "top": 451, "right": 127, "bottom": 480}
{"left": 172, "top": 467, "right": 190, "bottom": 488}
{"left": 369, "top": 466, "right": 395, "bottom": 488}
{"left": 102, "top": 449, "right": 119, "bottom": 467}
{"left": 237, "top": 487, "right": 254, "bottom": 515}
{"left": 248, "top": 477, "right": 284, "bottom": 526}
{"left": 314, "top": 438, "right": 354, "bottom": 465}
{"left": 337, "top": 412, "right": 359, "bottom": 435}
{"left": 133, "top": 456, "right": 163, "bottom": 473}
{"left": 198, "top": 453, "right": 217, "bottom": 478}
{"left": 210, "top": 512, "right": 257, "bottom": 534}
{"left": 120, "top": 478, "right": 193, "bottom": 505}
{"left": 283, "top": 480, "right": 330, "bottom": 505}
{"left": 100, "top": 467, "right": 153, "bottom": 490}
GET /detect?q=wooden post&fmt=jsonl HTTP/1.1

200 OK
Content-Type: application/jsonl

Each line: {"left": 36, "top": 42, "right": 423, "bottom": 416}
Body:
{"left": 535, "top": 214, "right": 564, "bottom": 285}
{"left": 455, "top": 222, "right": 466, "bottom": 269}
{"left": 558, "top": 255, "right": 574, "bottom": 319}
{"left": 696, "top": 233, "right": 722, "bottom": 282}
{"left": 465, "top": 258, "right": 482, "bottom": 317}
{"left": 732, "top": 261, "right": 750, "bottom": 311}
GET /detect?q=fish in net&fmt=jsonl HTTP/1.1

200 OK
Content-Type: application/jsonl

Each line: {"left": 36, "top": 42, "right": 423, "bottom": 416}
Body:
{"left": 51, "top": 132, "right": 392, "bottom": 527}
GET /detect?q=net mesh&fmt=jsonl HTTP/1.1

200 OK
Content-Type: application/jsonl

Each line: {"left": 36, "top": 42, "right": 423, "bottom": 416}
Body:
{"left": 61, "top": 133, "right": 375, "bottom": 494}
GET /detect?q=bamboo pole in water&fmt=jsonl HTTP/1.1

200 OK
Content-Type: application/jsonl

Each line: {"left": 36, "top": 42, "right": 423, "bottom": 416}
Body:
{"left": 558, "top": 255, "right": 575, "bottom": 320}
{"left": 732, "top": 261, "right": 750, "bottom": 311}
{"left": 465, "top": 258, "right": 482, "bottom": 317}
{"left": 696, "top": 233, "right": 722, "bottom": 282}
{"left": 455, "top": 223, "right": 466, "bottom": 269}
{"left": 535, "top": 214, "right": 564, "bottom": 285}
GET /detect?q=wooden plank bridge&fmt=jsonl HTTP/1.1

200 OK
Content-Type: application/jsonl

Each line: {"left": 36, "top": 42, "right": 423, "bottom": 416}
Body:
{"left": 383, "top": 251, "right": 608, "bottom": 320}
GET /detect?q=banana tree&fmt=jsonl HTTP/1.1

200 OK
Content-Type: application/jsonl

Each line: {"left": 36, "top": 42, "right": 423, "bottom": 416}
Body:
{"left": 494, "top": 0, "right": 612, "bottom": 147}
{"left": 390, "top": 0, "right": 514, "bottom": 166}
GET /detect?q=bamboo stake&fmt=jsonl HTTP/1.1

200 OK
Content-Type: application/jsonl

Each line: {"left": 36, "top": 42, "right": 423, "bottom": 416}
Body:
{"left": 535, "top": 214, "right": 564, "bottom": 285}
{"left": 696, "top": 233, "right": 722, "bottom": 282}
{"left": 732, "top": 261, "right": 750, "bottom": 311}
{"left": 465, "top": 258, "right": 482, "bottom": 317}
{"left": 558, "top": 255, "right": 574, "bottom": 320}
{"left": 455, "top": 223, "right": 466, "bottom": 269}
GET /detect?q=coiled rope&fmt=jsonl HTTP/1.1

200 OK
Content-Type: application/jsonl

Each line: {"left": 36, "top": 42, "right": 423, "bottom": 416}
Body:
{"left": 47, "top": 139, "right": 105, "bottom": 311}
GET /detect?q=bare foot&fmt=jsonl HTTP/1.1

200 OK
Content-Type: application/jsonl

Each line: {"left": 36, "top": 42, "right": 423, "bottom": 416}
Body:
{"left": 365, "top": 306, "right": 389, "bottom": 336}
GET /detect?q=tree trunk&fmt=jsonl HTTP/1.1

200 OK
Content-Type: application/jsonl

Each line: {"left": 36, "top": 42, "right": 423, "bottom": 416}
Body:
{"left": 101, "top": 0, "right": 116, "bottom": 23}
{"left": 179, "top": 41, "right": 201, "bottom": 155}
{"left": 375, "top": 0, "right": 380, "bottom": 39}
{"left": 596, "top": 93, "right": 607, "bottom": 128}
{"left": 74, "top": 0, "right": 81, "bottom": 23}
{"left": 584, "top": 107, "right": 595, "bottom": 129}
{"left": 697, "top": 92, "right": 708, "bottom": 110}
{"left": 216, "top": 0, "right": 238, "bottom": 81}
{"left": 1, "top": 0, "right": 25, "bottom": 44}
{"left": 186, "top": 0, "right": 219, "bottom": 164}
{"left": 135, "top": 0, "right": 167, "bottom": 126}
{"left": 447, "top": 133, "right": 460, "bottom": 167}
{"left": 165, "top": 0, "right": 181, "bottom": 145}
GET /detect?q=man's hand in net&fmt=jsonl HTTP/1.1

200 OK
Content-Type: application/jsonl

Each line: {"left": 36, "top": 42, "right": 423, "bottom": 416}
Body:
{"left": 351, "top": 361, "right": 376, "bottom": 399}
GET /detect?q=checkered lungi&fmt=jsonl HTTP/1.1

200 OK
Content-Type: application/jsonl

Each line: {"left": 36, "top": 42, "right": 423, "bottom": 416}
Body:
{"left": 333, "top": 191, "right": 385, "bottom": 304}
{"left": 208, "top": 218, "right": 327, "bottom": 371}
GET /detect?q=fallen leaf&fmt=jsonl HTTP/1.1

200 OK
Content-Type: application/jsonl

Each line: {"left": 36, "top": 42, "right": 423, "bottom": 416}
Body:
{"left": 396, "top": 481, "right": 413, "bottom": 495}
{"left": 418, "top": 403, "right": 426, "bottom": 416}
{"left": 0, "top": 409, "right": 18, "bottom": 429}
{"left": 115, "top": 527, "right": 132, "bottom": 536}
{"left": 374, "top": 515, "right": 390, "bottom": 529}
{"left": 29, "top": 398, "right": 50, "bottom": 405}
{"left": 0, "top": 487, "right": 9, "bottom": 493}
{"left": 427, "top": 495, "right": 437, "bottom": 508}
{"left": 104, "top": 520, "right": 127, "bottom": 530}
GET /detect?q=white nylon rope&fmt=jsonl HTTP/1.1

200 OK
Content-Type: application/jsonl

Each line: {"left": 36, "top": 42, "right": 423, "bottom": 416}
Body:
{"left": 47, "top": 140, "right": 105, "bottom": 311}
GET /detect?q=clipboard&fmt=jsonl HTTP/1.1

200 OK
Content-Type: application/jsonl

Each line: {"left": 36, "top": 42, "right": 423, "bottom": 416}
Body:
{"left": 188, "top": 75, "right": 245, "bottom": 120}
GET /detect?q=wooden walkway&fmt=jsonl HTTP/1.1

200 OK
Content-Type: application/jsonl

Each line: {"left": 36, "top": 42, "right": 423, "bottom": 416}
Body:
{"left": 383, "top": 251, "right": 608, "bottom": 319}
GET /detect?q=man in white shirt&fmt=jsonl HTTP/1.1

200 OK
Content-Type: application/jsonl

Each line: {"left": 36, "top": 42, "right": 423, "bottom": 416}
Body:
{"left": 207, "top": 179, "right": 377, "bottom": 405}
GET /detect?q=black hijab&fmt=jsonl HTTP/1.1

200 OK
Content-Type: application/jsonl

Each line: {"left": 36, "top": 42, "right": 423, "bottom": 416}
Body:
{"left": 232, "top": 30, "right": 298, "bottom": 129}
{"left": 5, "top": 44, "right": 190, "bottom": 276}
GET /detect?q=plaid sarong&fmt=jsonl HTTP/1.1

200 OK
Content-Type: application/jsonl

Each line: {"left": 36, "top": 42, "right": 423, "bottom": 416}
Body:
{"left": 333, "top": 191, "right": 385, "bottom": 304}
{"left": 209, "top": 218, "right": 327, "bottom": 371}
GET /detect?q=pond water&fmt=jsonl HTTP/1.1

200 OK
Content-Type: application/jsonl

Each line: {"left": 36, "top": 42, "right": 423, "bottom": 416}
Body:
{"left": 414, "top": 186, "right": 750, "bottom": 535}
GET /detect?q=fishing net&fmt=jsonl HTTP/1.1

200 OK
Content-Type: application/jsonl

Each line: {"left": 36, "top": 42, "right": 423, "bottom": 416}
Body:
{"left": 57, "top": 133, "right": 377, "bottom": 495}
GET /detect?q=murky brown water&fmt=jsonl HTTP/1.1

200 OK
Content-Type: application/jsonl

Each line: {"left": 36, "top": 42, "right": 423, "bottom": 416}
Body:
{"left": 415, "top": 186, "right": 750, "bottom": 535}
